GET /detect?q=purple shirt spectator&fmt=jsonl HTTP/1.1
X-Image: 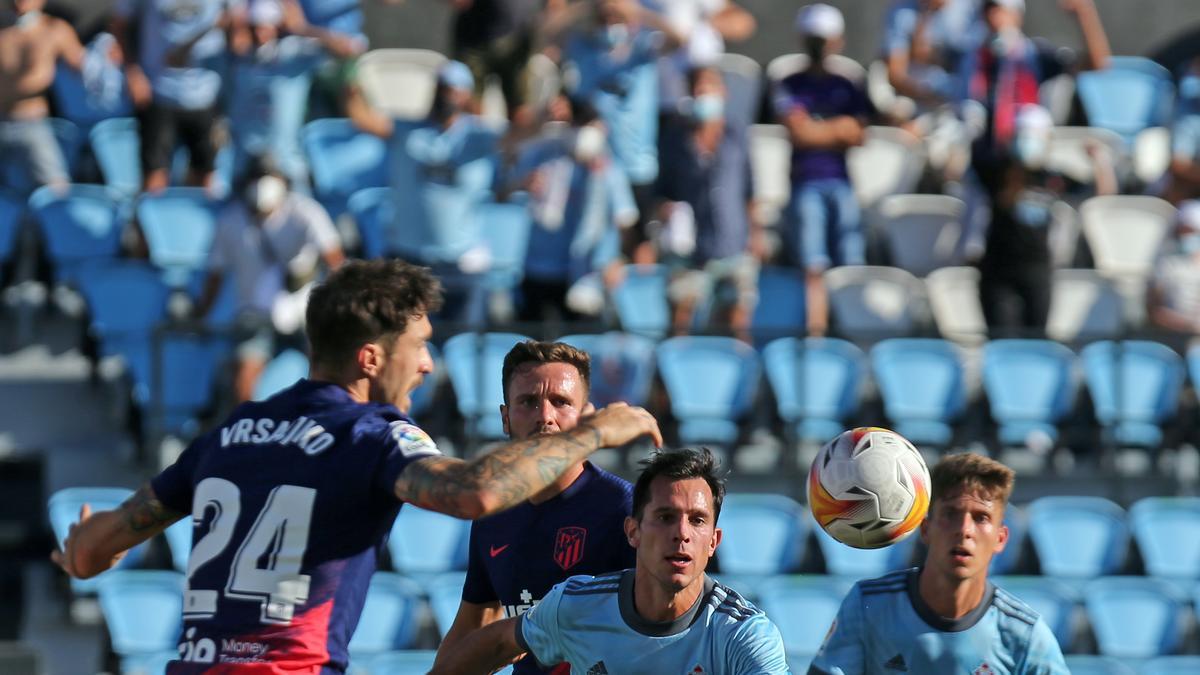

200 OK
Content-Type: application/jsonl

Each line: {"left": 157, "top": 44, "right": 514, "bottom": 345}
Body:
{"left": 773, "top": 71, "right": 872, "bottom": 185}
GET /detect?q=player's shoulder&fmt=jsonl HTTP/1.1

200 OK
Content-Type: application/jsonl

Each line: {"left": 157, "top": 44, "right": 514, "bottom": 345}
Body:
{"left": 857, "top": 567, "right": 914, "bottom": 596}
{"left": 992, "top": 585, "right": 1041, "bottom": 628}
{"left": 708, "top": 579, "right": 766, "bottom": 624}
{"left": 561, "top": 571, "right": 624, "bottom": 597}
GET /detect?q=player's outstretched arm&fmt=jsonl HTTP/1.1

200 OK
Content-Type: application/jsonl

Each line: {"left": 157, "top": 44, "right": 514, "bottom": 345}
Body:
{"left": 434, "top": 600, "right": 505, "bottom": 665}
{"left": 51, "top": 484, "right": 185, "bottom": 579}
{"left": 394, "top": 403, "right": 661, "bottom": 520}
{"left": 428, "top": 616, "right": 525, "bottom": 675}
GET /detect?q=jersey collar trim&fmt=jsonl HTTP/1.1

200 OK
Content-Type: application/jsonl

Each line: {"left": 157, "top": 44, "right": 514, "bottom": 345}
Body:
{"left": 906, "top": 567, "right": 995, "bottom": 633}
{"left": 617, "top": 570, "right": 714, "bottom": 637}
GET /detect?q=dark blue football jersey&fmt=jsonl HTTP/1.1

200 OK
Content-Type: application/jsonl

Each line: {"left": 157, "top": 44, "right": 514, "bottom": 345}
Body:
{"left": 150, "top": 379, "right": 441, "bottom": 674}
{"left": 461, "top": 462, "right": 635, "bottom": 674}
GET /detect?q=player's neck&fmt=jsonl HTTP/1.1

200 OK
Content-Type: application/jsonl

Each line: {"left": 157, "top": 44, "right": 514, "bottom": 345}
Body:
{"left": 631, "top": 569, "right": 706, "bottom": 623}
{"left": 917, "top": 566, "right": 989, "bottom": 619}
{"left": 528, "top": 461, "right": 585, "bottom": 505}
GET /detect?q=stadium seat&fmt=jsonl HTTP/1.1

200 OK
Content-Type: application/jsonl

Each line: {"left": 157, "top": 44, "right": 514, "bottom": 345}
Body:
{"left": 48, "top": 487, "right": 149, "bottom": 595}
{"left": 992, "top": 576, "right": 1079, "bottom": 650}
{"left": 355, "top": 49, "right": 446, "bottom": 121}
{"left": 870, "top": 338, "right": 965, "bottom": 447}
{"left": 50, "top": 117, "right": 84, "bottom": 179}
{"left": 1026, "top": 496, "right": 1129, "bottom": 579}
{"left": 443, "top": 332, "right": 531, "bottom": 440}
{"left": 97, "top": 570, "right": 184, "bottom": 662}
{"left": 28, "top": 184, "right": 124, "bottom": 284}
{"left": 1128, "top": 497, "right": 1200, "bottom": 580}
{"left": 408, "top": 342, "right": 441, "bottom": 419}
{"left": 1079, "top": 196, "right": 1175, "bottom": 320}
{"left": 1046, "top": 269, "right": 1124, "bottom": 343}
{"left": 748, "top": 124, "right": 791, "bottom": 226}
{"left": 989, "top": 505, "right": 1027, "bottom": 576}
{"left": 715, "top": 52, "right": 762, "bottom": 131}
{"left": 164, "top": 518, "right": 190, "bottom": 574}
{"left": 1188, "top": 344, "right": 1200, "bottom": 402}
{"left": 717, "top": 494, "right": 807, "bottom": 576}
{"left": 136, "top": 188, "right": 220, "bottom": 286}
{"left": 388, "top": 506, "right": 470, "bottom": 577}
{"left": 347, "top": 573, "right": 424, "bottom": 657}
{"left": 1084, "top": 576, "right": 1187, "bottom": 659}
{"left": 302, "top": 119, "right": 390, "bottom": 219}
{"left": 253, "top": 349, "right": 311, "bottom": 401}
{"left": 51, "top": 62, "right": 133, "bottom": 131}
{"left": 366, "top": 650, "right": 440, "bottom": 675}
{"left": 1132, "top": 126, "right": 1172, "bottom": 185}
{"left": 611, "top": 265, "right": 671, "bottom": 339}
{"left": 982, "top": 340, "right": 1079, "bottom": 448}
{"left": 847, "top": 126, "right": 926, "bottom": 208}
{"left": 655, "top": 336, "right": 761, "bottom": 446}
{"left": 762, "top": 337, "right": 865, "bottom": 443}
{"left": 1076, "top": 56, "right": 1174, "bottom": 144}
{"left": 557, "top": 332, "right": 657, "bottom": 407}
{"left": 1080, "top": 341, "right": 1185, "bottom": 448}
{"left": 1061, "top": 655, "right": 1137, "bottom": 675}
{"left": 756, "top": 576, "right": 851, "bottom": 655}
{"left": 1140, "top": 656, "right": 1200, "bottom": 675}
{"left": 475, "top": 200, "right": 532, "bottom": 292}
{"left": 346, "top": 187, "right": 398, "bottom": 260}
{"left": 924, "top": 266, "right": 987, "bottom": 345}
{"left": 824, "top": 266, "right": 927, "bottom": 342}
{"left": 874, "top": 194, "right": 965, "bottom": 278}
{"left": 751, "top": 267, "right": 806, "bottom": 347}
{"left": 786, "top": 652, "right": 815, "bottom": 675}
{"left": 119, "top": 650, "right": 177, "bottom": 675}
{"left": 89, "top": 117, "right": 142, "bottom": 198}
{"left": 74, "top": 261, "right": 171, "bottom": 363}
{"left": 810, "top": 514, "right": 916, "bottom": 578}
{"left": 126, "top": 331, "right": 226, "bottom": 438}
{"left": 1044, "top": 126, "right": 1126, "bottom": 186}
{"left": 0, "top": 190, "right": 22, "bottom": 266}
{"left": 427, "top": 571, "right": 467, "bottom": 638}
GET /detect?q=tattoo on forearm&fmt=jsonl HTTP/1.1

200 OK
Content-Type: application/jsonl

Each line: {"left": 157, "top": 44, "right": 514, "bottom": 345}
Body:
{"left": 121, "top": 484, "right": 181, "bottom": 533}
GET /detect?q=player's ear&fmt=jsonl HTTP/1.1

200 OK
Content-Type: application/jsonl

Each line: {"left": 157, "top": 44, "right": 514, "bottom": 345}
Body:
{"left": 709, "top": 526, "right": 722, "bottom": 555}
{"left": 995, "top": 520, "right": 1009, "bottom": 553}
{"left": 500, "top": 404, "right": 510, "bottom": 436}
{"left": 582, "top": 401, "right": 595, "bottom": 416}
{"left": 624, "top": 515, "right": 639, "bottom": 547}
{"left": 918, "top": 514, "right": 930, "bottom": 545}
{"left": 357, "top": 342, "right": 385, "bottom": 377}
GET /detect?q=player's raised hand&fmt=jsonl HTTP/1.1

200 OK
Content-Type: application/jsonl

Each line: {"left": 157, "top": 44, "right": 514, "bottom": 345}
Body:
{"left": 583, "top": 402, "right": 663, "bottom": 449}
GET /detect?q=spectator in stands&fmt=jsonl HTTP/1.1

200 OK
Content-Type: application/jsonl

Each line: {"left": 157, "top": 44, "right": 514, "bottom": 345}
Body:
{"left": 226, "top": 0, "right": 364, "bottom": 187}
{"left": 296, "top": 0, "right": 365, "bottom": 40}
{"left": 0, "top": 0, "right": 86, "bottom": 194}
{"left": 549, "top": 0, "right": 684, "bottom": 262}
{"left": 1148, "top": 200, "right": 1200, "bottom": 336}
{"left": 655, "top": 0, "right": 756, "bottom": 119}
{"left": 657, "top": 65, "right": 762, "bottom": 339}
{"left": 509, "top": 97, "right": 633, "bottom": 323}
{"left": 194, "top": 155, "right": 345, "bottom": 402}
{"left": 978, "top": 104, "right": 1115, "bottom": 337}
{"left": 111, "top": 0, "right": 231, "bottom": 192}
{"left": 774, "top": 3, "right": 871, "bottom": 338}
{"left": 883, "top": 0, "right": 981, "bottom": 114}
{"left": 1166, "top": 56, "right": 1200, "bottom": 203}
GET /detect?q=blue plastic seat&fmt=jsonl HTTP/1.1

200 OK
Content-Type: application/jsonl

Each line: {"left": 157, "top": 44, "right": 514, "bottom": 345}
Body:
{"left": 388, "top": 507, "right": 470, "bottom": 578}
{"left": 612, "top": 264, "right": 670, "bottom": 339}
{"left": 557, "top": 332, "right": 657, "bottom": 407}
{"left": 989, "top": 505, "right": 1027, "bottom": 576}
{"left": 475, "top": 200, "right": 532, "bottom": 292}
{"left": 717, "top": 494, "right": 807, "bottom": 576}
{"left": 656, "top": 336, "right": 761, "bottom": 446}
{"left": 367, "top": 650, "right": 440, "bottom": 675}
{"left": 136, "top": 188, "right": 219, "bottom": 286}
{"left": 1080, "top": 341, "right": 1185, "bottom": 448}
{"left": 50, "top": 117, "right": 84, "bottom": 178}
{"left": 28, "top": 184, "right": 124, "bottom": 284}
{"left": 0, "top": 191, "right": 22, "bottom": 265}
{"left": 993, "top": 576, "right": 1078, "bottom": 650}
{"left": 1140, "top": 656, "right": 1200, "bottom": 675}
{"left": 870, "top": 338, "right": 965, "bottom": 447}
{"left": 302, "top": 119, "right": 390, "bottom": 219}
{"left": 119, "top": 650, "right": 177, "bottom": 675}
{"left": 1084, "top": 576, "right": 1187, "bottom": 659}
{"left": 48, "top": 487, "right": 149, "bottom": 595}
{"left": 347, "top": 573, "right": 424, "bottom": 657}
{"left": 751, "top": 266, "right": 806, "bottom": 346}
{"left": 74, "top": 261, "right": 171, "bottom": 363}
{"left": 51, "top": 62, "right": 133, "bottom": 130}
{"left": 427, "top": 571, "right": 467, "bottom": 638}
{"left": 164, "top": 518, "right": 191, "bottom": 574}
{"left": 127, "top": 331, "right": 227, "bottom": 438}
{"left": 982, "top": 340, "right": 1078, "bottom": 448}
{"left": 756, "top": 576, "right": 851, "bottom": 655}
{"left": 347, "top": 187, "right": 397, "bottom": 260}
{"left": 762, "top": 337, "right": 864, "bottom": 443}
{"left": 97, "top": 570, "right": 184, "bottom": 661}
{"left": 810, "top": 512, "right": 916, "bottom": 578}
{"left": 253, "top": 349, "right": 311, "bottom": 401}
{"left": 442, "top": 332, "right": 531, "bottom": 440}
{"left": 1187, "top": 344, "right": 1200, "bottom": 404}
{"left": 1077, "top": 56, "right": 1173, "bottom": 144}
{"left": 89, "top": 117, "right": 143, "bottom": 198}
{"left": 1062, "top": 655, "right": 1137, "bottom": 675}
{"left": 1026, "top": 496, "right": 1128, "bottom": 579}
{"left": 786, "top": 651, "right": 816, "bottom": 675}
{"left": 1129, "top": 497, "right": 1200, "bottom": 581}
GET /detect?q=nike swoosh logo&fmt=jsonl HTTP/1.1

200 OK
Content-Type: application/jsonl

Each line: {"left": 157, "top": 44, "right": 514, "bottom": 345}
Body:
{"left": 490, "top": 544, "right": 510, "bottom": 557}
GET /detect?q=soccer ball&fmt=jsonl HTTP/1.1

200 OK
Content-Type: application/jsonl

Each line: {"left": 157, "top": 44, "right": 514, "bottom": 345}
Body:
{"left": 808, "top": 427, "right": 931, "bottom": 550}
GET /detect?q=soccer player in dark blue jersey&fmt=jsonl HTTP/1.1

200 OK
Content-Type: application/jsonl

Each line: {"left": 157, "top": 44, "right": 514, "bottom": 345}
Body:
{"left": 51, "top": 260, "right": 662, "bottom": 674}
{"left": 434, "top": 341, "right": 637, "bottom": 674}
{"left": 809, "top": 452, "right": 1069, "bottom": 675}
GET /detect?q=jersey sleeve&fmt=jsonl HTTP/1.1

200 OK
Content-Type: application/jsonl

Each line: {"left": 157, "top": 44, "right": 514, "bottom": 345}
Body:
{"left": 149, "top": 433, "right": 209, "bottom": 514}
{"left": 807, "top": 584, "right": 866, "bottom": 675}
{"left": 374, "top": 418, "right": 443, "bottom": 497}
{"left": 1017, "top": 616, "right": 1070, "bottom": 675}
{"left": 726, "top": 613, "right": 791, "bottom": 674}
{"left": 461, "top": 523, "right": 500, "bottom": 605}
{"left": 515, "top": 579, "right": 568, "bottom": 668}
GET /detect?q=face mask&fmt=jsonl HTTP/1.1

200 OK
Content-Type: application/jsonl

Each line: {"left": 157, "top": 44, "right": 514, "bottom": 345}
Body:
{"left": 1182, "top": 233, "right": 1200, "bottom": 255}
{"left": 15, "top": 9, "right": 40, "bottom": 29}
{"left": 1013, "top": 134, "right": 1047, "bottom": 170}
{"left": 691, "top": 94, "right": 725, "bottom": 123}
{"left": 602, "top": 23, "right": 629, "bottom": 49}
{"left": 247, "top": 175, "right": 287, "bottom": 214}
{"left": 572, "top": 124, "right": 606, "bottom": 163}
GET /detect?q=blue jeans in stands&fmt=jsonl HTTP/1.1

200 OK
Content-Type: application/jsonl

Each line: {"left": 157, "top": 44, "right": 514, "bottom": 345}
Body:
{"left": 786, "top": 178, "right": 864, "bottom": 272}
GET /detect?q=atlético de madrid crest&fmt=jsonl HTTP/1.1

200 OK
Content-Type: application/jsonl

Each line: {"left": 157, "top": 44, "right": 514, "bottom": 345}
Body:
{"left": 554, "top": 526, "right": 587, "bottom": 570}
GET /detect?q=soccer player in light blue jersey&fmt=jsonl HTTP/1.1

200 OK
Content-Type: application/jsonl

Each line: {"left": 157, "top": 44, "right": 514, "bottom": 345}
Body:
{"left": 809, "top": 452, "right": 1069, "bottom": 675}
{"left": 431, "top": 447, "right": 790, "bottom": 675}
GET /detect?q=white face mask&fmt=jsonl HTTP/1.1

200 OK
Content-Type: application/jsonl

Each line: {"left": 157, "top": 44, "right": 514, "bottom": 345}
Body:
{"left": 572, "top": 125, "right": 607, "bottom": 164}
{"left": 15, "top": 9, "right": 41, "bottom": 29}
{"left": 1013, "top": 133, "right": 1048, "bottom": 170}
{"left": 248, "top": 175, "right": 287, "bottom": 214}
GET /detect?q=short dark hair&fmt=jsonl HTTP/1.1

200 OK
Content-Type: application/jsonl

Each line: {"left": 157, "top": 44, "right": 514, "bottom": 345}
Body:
{"left": 631, "top": 447, "right": 726, "bottom": 523}
{"left": 501, "top": 341, "right": 591, "bottom": 405}
{"left": 930, "top": 452, "right": 1016, "bottom": 508}
{"left": 305, "top": 260, "right": 443, "bottom": 372}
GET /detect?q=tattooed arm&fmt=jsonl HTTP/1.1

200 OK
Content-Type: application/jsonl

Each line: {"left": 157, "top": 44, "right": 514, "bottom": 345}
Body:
{"left": 395, "top": 402, "right": 662, "bottom": 519}
{"left": 52, "top": 484, "right": 185, "bottom": 579}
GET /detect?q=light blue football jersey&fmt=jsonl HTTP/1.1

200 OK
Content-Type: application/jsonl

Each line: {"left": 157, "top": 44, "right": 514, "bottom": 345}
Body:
{"left": 517, "top": 570, "right": 790, "bottom": 674}
{"left": 808, "top": 568, "right": 1068, "bottom": 675}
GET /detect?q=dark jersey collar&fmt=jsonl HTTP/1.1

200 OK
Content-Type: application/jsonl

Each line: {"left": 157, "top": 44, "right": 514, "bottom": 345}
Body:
{"left": 617, "top": 570, "right": 715, "bottom": 637}
{"left": 906, "top": 567, "right": 996, "bottom": 633}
